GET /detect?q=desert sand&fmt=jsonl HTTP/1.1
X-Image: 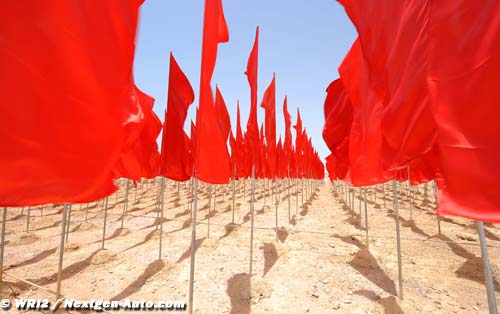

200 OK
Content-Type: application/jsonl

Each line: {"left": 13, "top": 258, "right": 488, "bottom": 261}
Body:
{"left": 1, "top": 178, "right": 499, "bottom": 313}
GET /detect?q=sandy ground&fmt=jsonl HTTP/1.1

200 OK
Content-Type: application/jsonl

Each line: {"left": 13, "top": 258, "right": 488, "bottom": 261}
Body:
{"left": 1, "top": 178, "right": 500, "bottom": 314}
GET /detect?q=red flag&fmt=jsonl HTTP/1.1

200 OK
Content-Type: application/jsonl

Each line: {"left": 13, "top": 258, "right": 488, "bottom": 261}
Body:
{"left": 428, "top": 0, "right": 500, "bottom": 222}
{"left": 260, "top": 74, "right": 277, "bottom": 179}
{"left": 160, "top": 53, "right": 195, "bottom": 182}
{"left": 0, "top": 1, "right": 143, "bottom": 206}
{"left": 245, "top": 27, "right": 260, "bottom": 166}
{"left": 338, "top": 0, "right": 435, "bottom": 169}
{"left": 293, "top": 109, "right": 303, "bottom": 176}
{"left": 115, "top": 83, "right": 162, "bottom": 181}
{"left": 339, "top": 39, "right": 392, "bottom": 186}
{"left": 194, "top": 0, "right": 231, "bottom": 184}
{"left": 235, "top": 102, "right": 247, "bottom": 178}
{"left": 215, "top": 85, "right": 231, "bottom": 141}
{"left": 283, "top": 96, "right": 293, "bottom": 168}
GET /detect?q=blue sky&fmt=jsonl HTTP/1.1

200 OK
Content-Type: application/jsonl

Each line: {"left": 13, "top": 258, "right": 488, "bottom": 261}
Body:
{"left": 133, "top": 0, "right": 357, "bottom": 160}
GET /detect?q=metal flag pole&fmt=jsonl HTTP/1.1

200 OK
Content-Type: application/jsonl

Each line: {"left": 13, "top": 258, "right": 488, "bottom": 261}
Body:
{"left": 232, "top": 165, "right": 236, "bottom": 224}
{"left": 301, "top": 178, "right": 304, "bottom": 205}
{"left": 249, "top": 165, "right": 255, "bottom": 275}
{"left": 407, "top": 166, "right": 413, "bottom": 221}
{"left": 0, "top": 208, "right": 7, "bottom": 293}
{"left": 188, "top": 178, "right": 198, "bottom": 314}
{"left": 158, "top": 177, "right": 166, "bottom": 261}
{"left": 121, "top": 179, "right": 129, "bottom": 229}
{"left": 65, "top": 204, "right": 72, "bottom": 243}
{"left": 364, "top": 188, "right": 369, "bottom": 246}
{"left": 295, "top": 170, "right": 299, "bottom": 215}
{"left": 101, "top": 197, "right": 109, "bottom": 249}
{"left": 392, "top": 180, "right": 403, "bottom": 299}
{"left": 287, "top": 165, "right": 291, "bottom": 224}
{"left": 477, "top": 221, "right": 498, "bottom": 314}
{"left": 56, "top": 204, "right": 68, "bottom": 300}
{"left": 207, "top": 185, "right": 212, "bottom": 238}
{"left": 275, "top": 180, "right": 279, "bottom": 242}
{"left": 26, "top": 206, "right": 31, "bottom": 232}
{"left": 433, "top": 181, "right": 441, "bottom": 234}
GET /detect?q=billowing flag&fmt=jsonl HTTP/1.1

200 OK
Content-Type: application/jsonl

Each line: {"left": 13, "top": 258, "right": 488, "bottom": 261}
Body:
{"left": 260, "top": 74, "right": 277, "bottom": 179}
{"left": 0, "top": 0, "right": 144, "bottom": 206}
{"left": 160, "top": 53, "right": 195, "bottom": 182}
{"left": 215, "top": 86, "right": 231, "bottom": 141}
{"left": 245, "top": 27, "right": 260, "bottom": 166}
{"left": 194, "top": 0, "right": 231, "bottom": 184}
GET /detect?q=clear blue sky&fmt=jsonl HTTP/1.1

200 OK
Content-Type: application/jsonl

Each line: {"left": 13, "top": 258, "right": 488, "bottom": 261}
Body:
{"left": 133, "top": 0, "right": 357, "bottom": 160}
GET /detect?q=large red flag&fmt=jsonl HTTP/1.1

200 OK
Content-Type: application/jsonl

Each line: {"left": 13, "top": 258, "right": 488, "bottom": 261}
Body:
{"left": 260, "top": 74, "right": 277, "bottom": 179}
{"left": 428, "top": 0, "right": 500, "bottom": 222}
{"left": 160, "top": 53, "right": 195, "bottom": 182}
{"left": 293, "top": 109, "right": 303, "bottom": 177}
{"left": 215, "top": 86, "right": 231, "bottom": 141}
{"left": 235, "top": 102, "right": 247, "bottom": 178}
{"left": 283, "top": 96, "right": 293, "bottom": 169}
{"left": 338, "top": 0, "right": 435, "bottom": 170}
{"left": 194, "top": 0, "right": 231, "bottom": 184}
{"left": 0, "top": 1, "right": 143, "bottom": 206}
{"left": 245, "top": 27, "right": 260, "bottom": 167}
{"left": 339, "top": 39, "right": 392, "bottom": 186}
{"left": 114, "top": 83, "right": 162, "bottom": 181}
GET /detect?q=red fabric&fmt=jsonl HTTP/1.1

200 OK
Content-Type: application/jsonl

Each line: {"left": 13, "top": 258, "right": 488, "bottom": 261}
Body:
{"left": 283, "top": 96, "right": 293, "bottom": 168}
{"left": 258, "top": 125, "right": 266, "bottom": 178}
{"left": 115, "top": 83, "right": 161, "bottom": 181}
{"left": 408, "top": 145, "right": 438, "bottom": 185}
{"left": 194, "top": 0, "right": 231, "bottom": 184}
{"left": 0, "top": 0, "right": 143, "bottom": 206}
{"left": 339, "top": 39, "right": 392, "bottom": 186}
{"left": 293, "top": 109, "right": 303, "bottom": 177}
{"left": 338, "top": 0, "right": 435, "bottom": 170}
{"left": 235, "top": 102, "right": 248, "bottom": 178}
{"left": 428, "top": 0, "right": 500, "bottom": 222}
{"left": 245, "top": 27, "right": 260, "bottom": 166}
{"left": 215, "top": 86, "right": 231, "bottom": 141}
{"left": 160, "top": 53, "right": 195, "bottom": 182}
{"left": 260, "top": 74, "right": 277, "bottom": 179}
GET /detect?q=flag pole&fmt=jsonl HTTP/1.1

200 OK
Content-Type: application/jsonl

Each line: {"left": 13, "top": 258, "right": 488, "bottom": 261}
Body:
{"left": 0, "top": 207, "right": 7, "bottom": 293}
{"left": 477, "top": 221, "right": 498, "bottom": 314}
{"left": 275, "top": 179, "right": 279, "bottom": 242}
{"left": 26, "top": 206, "right": 31, "bottom": 232}
{"left": 295, "top": 169, "right": 299, "bottom": 215}
{"left": 407, "top": 166, "right": 413, "bottom": 221}
{"left": 158, "top": 177, "right": 166, "bottom": 260}
{"left": 249, "top": 165, "right": 255, "bottom": 275}
{"left": 364, "top": 188, "right": 369, "bottom": 247}
{"left": 56, "top": 204, "right": 68, "bottom": 300}
{"left": 287, "top": 165, "right": 291, "bottom": 224}
{"left": 101, "top": 197, "right": 109, "bottom": 249}
{"left": 207, "top": 185, "right": 212, "bottom": 238}
{"left": 65, "top": 204, "right": 72, "bottom": 243}
{"left": 232, "top": 165, "right": 236, "bottom": 224}
{"left": 433, "top": 181, "right": 441, "bottom": 234}
{"left": 121, "top": 179, "right": 129, "bottom": 229}
{"left": 188, "top": 178, "right": 198, "bottom": 314}
{"left": 392, "top": 180, "right": 403, "bottom": 299}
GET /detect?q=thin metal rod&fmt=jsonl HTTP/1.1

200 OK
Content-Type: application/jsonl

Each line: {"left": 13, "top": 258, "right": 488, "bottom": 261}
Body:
{"left": 408, "top": 166, "right": 412, "bottom": 221}
{"left": 159, "top": 177, "right": 166, "bottom": 260}
{"left": 188, "top": 178, "right": 198, "bottom": 314}
{"left": 65, "top": 204, "right": 72, "bottom": 243}
{"left": 393, "top": 180, "right": 403, "bottom": 299}
{"left": 26, "top": 206, "right": 31, "bottom": 232}
{"left": 275, "top": 180, "right": 279, "bottom": 242}
{"left": 56, "top": 204, "right": 68, "bottom": 300}
{"left": 288, "top": 165, "right": 291, "bottom": 224}
{"left": 207, "top": 185, "right": 212, "bottom": 238}
{"left": 477, "top": 221, "right": 498, "bottom": 314}
{"left": 0, "top": 208, "right": 7, "bottom": 293}
{"left": 121, "top": 180, "right": 129, "bottom": 229}
{"left": 249, "top": 166, "right": 255, "bottom": 275}
{"left": 364, "top": 188, "right": 369, "bottom": 246}
{"left": 232, "top": 166, "right": 236, "bottom": 224}
{"left": 101, "top": 197, "right": 109, "bottom": 249}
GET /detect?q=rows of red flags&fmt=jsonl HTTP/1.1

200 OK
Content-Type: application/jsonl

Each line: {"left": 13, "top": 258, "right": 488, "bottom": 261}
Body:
{"left": 0, "top": 0, "right": 324, "bottom": 208}
{"left": 323, "top": 0, "right": 500, "bottom": 223}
